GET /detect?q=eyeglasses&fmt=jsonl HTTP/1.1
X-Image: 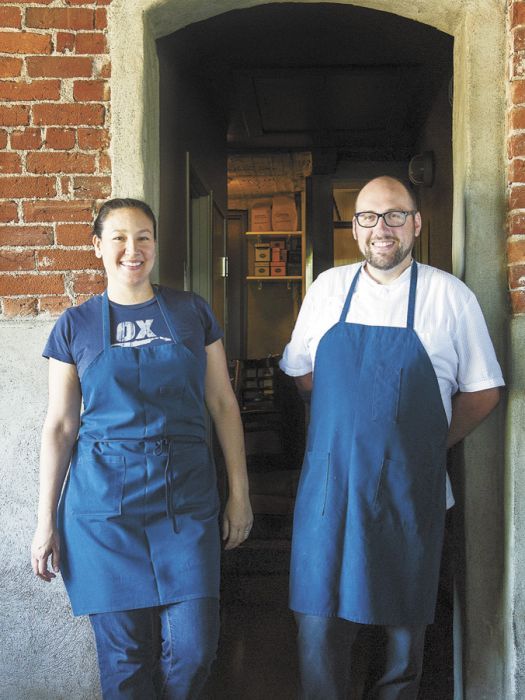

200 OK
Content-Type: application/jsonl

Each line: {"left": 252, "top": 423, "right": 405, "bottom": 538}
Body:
{"left": 354, "top": 210, "right": 417, "bottom": 228}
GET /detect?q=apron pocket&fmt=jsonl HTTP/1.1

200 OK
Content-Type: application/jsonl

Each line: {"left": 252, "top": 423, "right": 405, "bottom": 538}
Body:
{"left": 168, "top": 444, "right": 218, "bottom": 517}
{"left": 373, "top": 457, "right": 435, "bottom": 531}
{"left": 372, "top": 365, "right": 402, "bottom": 423}
{"left": 296, "top": 450, "right": 331, "bottom": 517}
{"left": 68, "top": 454, "right": 126, "bottom": 516}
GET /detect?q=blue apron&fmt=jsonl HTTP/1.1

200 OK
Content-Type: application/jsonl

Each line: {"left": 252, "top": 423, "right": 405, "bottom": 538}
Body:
{"left": 290, "top": 262, "right": 449, "bottom": 626}
{"left": 58, "top": 289, "right": 220, "bottom": 616}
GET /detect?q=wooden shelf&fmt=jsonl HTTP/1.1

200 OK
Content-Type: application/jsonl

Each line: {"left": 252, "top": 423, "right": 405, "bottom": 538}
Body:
{"left": 246, "top": 276, "right": 302, "bottom": 281}
{"left": 245, "top": 231, "right": 302, "bottom": 237}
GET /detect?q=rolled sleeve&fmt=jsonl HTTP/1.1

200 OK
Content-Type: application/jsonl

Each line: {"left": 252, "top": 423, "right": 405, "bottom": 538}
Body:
{"left": 455, "top": 295, "right": 505, "bottom": 392}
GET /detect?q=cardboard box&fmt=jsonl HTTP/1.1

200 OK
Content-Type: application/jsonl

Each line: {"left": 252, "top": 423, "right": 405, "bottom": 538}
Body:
{"left": 271, "top": 263, "right": 286, "bottom": 276}
{"left": 271, "top": 195, "right": 298, "bottom": 231}
{"left": 254, "top": 245, "right": 271, "bottom": 262}
{"left": 254, "top": 263, "right": 270, "bottom": 277}
{"left": 251, "top": 204, "right": 271, "bottom": 232}
{"left": 269, "top": 240, "right": 285, "bottom": 249}
{"left": 271, "top": 247, "right": 282, "bottom": 262}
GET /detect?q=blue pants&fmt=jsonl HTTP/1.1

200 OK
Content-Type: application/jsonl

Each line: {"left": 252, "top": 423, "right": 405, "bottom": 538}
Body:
{"left": 295, "top": 613, "right": 426, "bottom": 700}
{"left": 89, "top": 598, "right": 219, "bottom": 700}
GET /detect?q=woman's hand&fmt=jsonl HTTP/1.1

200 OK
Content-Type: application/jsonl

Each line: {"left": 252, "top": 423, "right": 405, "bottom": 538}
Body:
{"left": 31, "top": 524, "right": 61, "bottom": 583}
{"left": 222, "top": 493, "right": 253, "bottom": 550}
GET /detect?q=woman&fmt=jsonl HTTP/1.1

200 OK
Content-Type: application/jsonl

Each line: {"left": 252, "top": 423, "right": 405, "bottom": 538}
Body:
{"left": 31, "top": 198, "right": 253, "bottom": 699}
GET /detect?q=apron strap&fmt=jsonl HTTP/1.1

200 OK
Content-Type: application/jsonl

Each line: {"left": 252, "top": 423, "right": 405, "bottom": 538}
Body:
{"left": 102, "top": 291, "right": 111, "bottom": 350}
{"left": 154, "top": 287, "right": 182, "bottom": 343}
{"left": 406, "top": 260, "right": 418, "bottom": 330}
{"left": 339, "top": 261, "right": 418, "bottom": 328}
{"left": 339, "top": 265, "right": 362, "bottom": 323}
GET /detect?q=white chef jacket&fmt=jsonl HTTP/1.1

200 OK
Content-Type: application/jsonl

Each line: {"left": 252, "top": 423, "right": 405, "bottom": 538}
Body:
{"left": 280, "top": 261, "right": 505, "bottom": 508}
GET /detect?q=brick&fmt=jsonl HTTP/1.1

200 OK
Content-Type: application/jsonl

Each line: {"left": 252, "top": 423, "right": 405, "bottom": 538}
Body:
{"left": 78, "top": 127, "right": 108, "bottom": 150}
{"left": 2, "top": 297, "right": 38, "bottom": 317}
{"left": 27, "top": 151, "right": 96, "bottom": 174}
{"left": 0, "top": 250, "right": 35, "bottom": 271}
{"left": 0, "top": 104, "right": 30, "bottom": 126}
{"left": 26, "top": 8, "right": 96, "bottom": 31}
{"left": 36, "top": 248, "right": 102, "bottom": 271}
{"left": 510, "top": 106, "right": 525, "bottom": 131}
{"left": 73, "top": 79, "right": 109, "bottom": 101}
{"left": 513, "top": 3, "right": 525, "bottom": 27}
{"left": 99, "top": 150, "right": 111, "bottom": 173}
{"left": 511, "top": 80, "right": 525, "bottom": 106}
{"left": 509, "top": 263, "right": 525, "bottom": 289}
{"left": 509, "top": 185, "right": 525, "bottom": 209}
{"left": 0, "top": 57, "right": 22, "bottom": 78}
{"left": 510, "top": 289, "right": 525, "bottom": 314}
{"left": 75, "top": 293, "right": 93, "bottom": 304}
{"left": 72, "top": 176, "right": 111, "bottom": 199}
{"left": 33, "top": 103, "right": 104, "bottom": 126}
{"left": 515, "top": 27, "right": 525, "bottom": 53}
{"left": 98, "top": 58, "right": 111, "bottom": 79}
{"left": 0, "top": 79, "right": 60, "bottom": 101}
{"left": 56, "top": 32, "right": 75, "bottom": 53}
{"left": 0, "top": 273, "right": 64, "bottom": 296}
{"left": 10, "top": 128, "right": 42, "bottom": 150}
{"left": 65, "top": 0, "right": 111, "bottom": 5}
{"left": 56, "top": 223, "right": 92, "bottom": 246}
{"left": 60, "top": 176, "right": 71, "bottom": 197}
{"left": 0, "top": 130, "right": 6, "bottom": 148}
{"left": 75, "top": 32, "right": 107, "bottom": 55}
{"left": 0, "top": 152, "right": 21, "bottom": 173}
{"left": 0, "top": 32, "right": 52, "bottom": 55}
{"left": 39, "top": 295, "right": 72, "bottom": 314}
{"left": 509, "top": 158, "right": 525, "bottom": 183}
{"left": 0, "top": 7, "right": 22, "bottom": 28}
{"left": 44, "top": 127, "right": 76, "bottom": 150}
{"left": 508, "top": 211, "right": 525, "bottom": 235}
{"left": 23, "top": 199, "right": 93, "bottom": 223}
{"left": 0, "top": 201, "right": 17, "bottom": 222}
{"left": 73, "top": 271, "right": 105, "bottom": 294}
{"left": 27, "top": 56, "right": 92, "bottom": 79}
{"left": 512, "top": 52, "right": 525, "bottom": 80}
{"left": 0, "top": 176, "right": 55, "bottom": 198}
{"left": 94, "top": 8, "right": 107, "bottom": 29}
{"left": 507, "top": 237, "right": 525, "bottom": 264}
{"left": 0, "top": 225, "right": 52, "bottom": 246}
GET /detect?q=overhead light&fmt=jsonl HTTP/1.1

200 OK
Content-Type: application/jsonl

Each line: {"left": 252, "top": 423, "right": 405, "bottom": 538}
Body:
{"left": 408, "top": 151, "right": 435, "bottom": 187}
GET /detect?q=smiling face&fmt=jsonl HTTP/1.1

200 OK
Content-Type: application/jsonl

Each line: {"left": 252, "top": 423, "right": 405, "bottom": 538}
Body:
{"left": 93, "top": 207, "right": 156, "bottom": 299}
{"left": 353, "top": 177, "right": 421, "bottom": 282}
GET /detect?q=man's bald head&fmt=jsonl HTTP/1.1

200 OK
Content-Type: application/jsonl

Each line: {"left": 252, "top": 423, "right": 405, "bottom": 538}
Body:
{"left": 355, "top": 176, "right": 417, "bottom": 213}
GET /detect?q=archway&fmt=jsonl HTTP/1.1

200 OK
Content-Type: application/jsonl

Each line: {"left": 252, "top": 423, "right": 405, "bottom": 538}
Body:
{"left": 109, "top": 1, "right": 508, "bottom": 697}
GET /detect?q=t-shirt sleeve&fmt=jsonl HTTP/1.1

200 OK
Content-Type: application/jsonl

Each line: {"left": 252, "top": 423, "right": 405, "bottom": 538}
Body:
{"left": 192, "top": 294, "right": 224, "bottom": 346}
{"left": 279, "top": 280, "right": 318, "bottom": 376}
{"left": 42, "top": 311, "right": 76, "bottom": 365}
{"left": 454, "top": 293, "right": 505, "bottom": 392}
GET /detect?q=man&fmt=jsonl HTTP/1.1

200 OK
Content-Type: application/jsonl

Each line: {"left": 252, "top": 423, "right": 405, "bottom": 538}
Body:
{"left": 280, "top": 176, "right": 504, "bottom": 699}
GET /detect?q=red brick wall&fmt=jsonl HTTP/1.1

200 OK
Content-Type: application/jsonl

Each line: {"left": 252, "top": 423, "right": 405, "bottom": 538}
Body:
{"left": 0, "top": 1, "right": 524, "bottom": 317}
{"left": 509, "top": 1, "right": 525, "bottom": 315}
{"left": 0, "top": 0, "right": 110, "bottom": 317}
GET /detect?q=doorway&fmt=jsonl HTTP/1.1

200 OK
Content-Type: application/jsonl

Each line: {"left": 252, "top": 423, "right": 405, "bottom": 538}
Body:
{"left": 110, "top": 0, "right": 508, "bottom": 696}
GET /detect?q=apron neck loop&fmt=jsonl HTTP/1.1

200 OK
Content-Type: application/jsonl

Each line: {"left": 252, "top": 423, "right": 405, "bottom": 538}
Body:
{"left": 339, "top": 265, "right": 362, "bottom": 323}
{"left": 406, "top": 260, "right": 418, "bottom": 330}
{"left": 102, "top": 290, "right": 111, "bottom": 350}
{"left": 154, "top": 286, "right": 181, "bottom": 344}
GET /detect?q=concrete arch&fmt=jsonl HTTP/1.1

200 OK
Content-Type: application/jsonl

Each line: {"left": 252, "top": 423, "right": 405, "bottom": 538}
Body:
{"left": 108, "top": 2, "right": 509, "bottom": 698}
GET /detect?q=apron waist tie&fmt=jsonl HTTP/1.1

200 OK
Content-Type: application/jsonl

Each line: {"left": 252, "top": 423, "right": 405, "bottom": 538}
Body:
{"left": 155, "top": 438, "right": 179, "bottom": 534}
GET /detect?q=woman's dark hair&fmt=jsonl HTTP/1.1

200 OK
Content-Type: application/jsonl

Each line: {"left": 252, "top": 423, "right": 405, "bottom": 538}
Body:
{"left": 93, "top": 198, "right": 157, "bottom": 240}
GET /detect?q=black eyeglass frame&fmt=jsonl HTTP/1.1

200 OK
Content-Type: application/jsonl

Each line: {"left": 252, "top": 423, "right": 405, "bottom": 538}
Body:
{"left": 353, "top": 210, "right": 417, "bottom": 228}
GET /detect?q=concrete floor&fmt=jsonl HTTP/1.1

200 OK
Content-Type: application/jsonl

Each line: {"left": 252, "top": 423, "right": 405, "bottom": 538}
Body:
{"left": 202, "top": 528, "right": 453, "bottom": 700}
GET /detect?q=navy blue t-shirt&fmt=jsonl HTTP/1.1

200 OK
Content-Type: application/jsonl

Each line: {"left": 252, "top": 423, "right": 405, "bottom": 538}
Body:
{"left": 43, "top": 287, "right": 223, "bottom": 382}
